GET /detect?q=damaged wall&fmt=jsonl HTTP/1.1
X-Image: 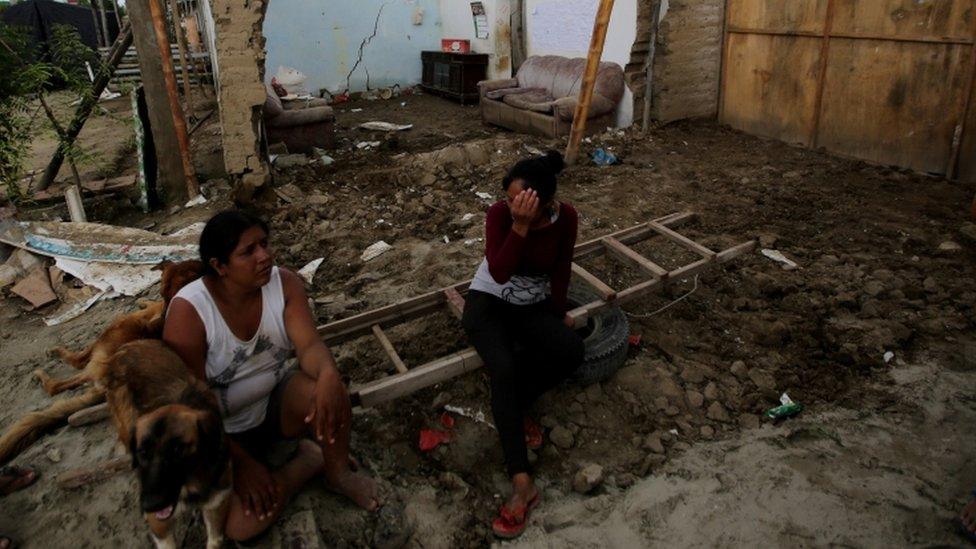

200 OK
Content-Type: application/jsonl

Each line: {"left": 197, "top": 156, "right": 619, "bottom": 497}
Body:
{"left": 263, "top": 0, "right": 441, "bottom": 95}
{"left": 524, "top": 0, "right": 637, "bottom": 128}
{"left": 438, "top": 0, "right": 512, "bottom": 80}
{"left": 211, "top": 0, "right": 271, "bottom": 198}
{"left": 650, "top": 0, "right": 724, "bottom": 121}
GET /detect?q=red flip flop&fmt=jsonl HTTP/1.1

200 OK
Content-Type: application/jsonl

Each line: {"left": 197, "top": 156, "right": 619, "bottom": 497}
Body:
{"left": 492, "top": 492, "right": 540, "bottom": 539}
{"left": 524, "top": 417, "right": 543, "bottom": 451}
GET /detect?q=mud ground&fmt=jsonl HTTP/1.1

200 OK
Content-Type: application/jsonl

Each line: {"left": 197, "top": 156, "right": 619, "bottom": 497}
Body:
{"left": 1, "top": 90, "right": 975, "bottom": 548}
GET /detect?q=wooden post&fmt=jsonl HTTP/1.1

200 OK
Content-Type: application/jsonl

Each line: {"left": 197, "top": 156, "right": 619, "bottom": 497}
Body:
{"left": 168, "top": 0, "right": 195, "bottom": 117}
{"left": 97, "top": 0, "right": 112, "bottom": 46}
{"left": 126, "top": 0, "right": 195, "bottom": 204}
{"left": 948, "top": 13, "right": 976, "bottom": 182}
{"left": 111, "top": 0, "right": 123, "bottom": 30}
{"left": 641, "top": 0, "right": 663, "bottom": 132}
{"left": 564, "top": 0, "right": 615, "bottom": 166}
{"left": 148, "top": 0, "right": 198, "bottom": 199}
{"left": 89, "top": 5, "right": 105, "bottom": 49}
{"left": 510, "top": 0, "right": 526, "bottom": 73}
{"left": 38, "top": 25, "right": 133, "bottom": 191}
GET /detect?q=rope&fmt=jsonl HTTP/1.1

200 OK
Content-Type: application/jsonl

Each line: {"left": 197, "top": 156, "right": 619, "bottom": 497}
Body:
{"left": 625, "top": 275, "right": 699, "bottom": 319}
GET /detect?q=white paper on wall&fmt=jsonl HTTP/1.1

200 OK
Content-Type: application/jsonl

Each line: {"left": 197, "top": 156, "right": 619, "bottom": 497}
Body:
{"left": 528, "top": 0, "right": 598, "bottom": 54}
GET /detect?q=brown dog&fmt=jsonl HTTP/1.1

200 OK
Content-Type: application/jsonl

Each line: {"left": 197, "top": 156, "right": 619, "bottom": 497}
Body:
{"left": 35, "top": 260, "right": 203, "bottom": 395}
{"left": 105, "top": 339, "right": 231, "bottom": 549}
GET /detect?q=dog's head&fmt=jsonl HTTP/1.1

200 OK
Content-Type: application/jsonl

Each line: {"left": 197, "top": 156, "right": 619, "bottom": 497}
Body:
{"left": 130, "top": 403, "right": 226, "bottom": 520}
{"left": 154, "top": 260, "right": 204, "bottom": 306}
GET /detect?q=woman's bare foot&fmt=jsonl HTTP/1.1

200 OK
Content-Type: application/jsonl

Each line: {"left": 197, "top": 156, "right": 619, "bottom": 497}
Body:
{"left": 505, "top": 473, "right": 539, "bottom": 512}
{"left": 325, "top": 468, "right": 380, "bottom": 511}
{"left": 0, "top": 466, "right": 36, "bottom": 496}
{"left": 960, "top": 496, "right": 976, "bottom": 535}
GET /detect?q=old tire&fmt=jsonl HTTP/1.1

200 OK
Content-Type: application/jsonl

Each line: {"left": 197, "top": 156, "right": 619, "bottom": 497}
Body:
{"left": 568, "top": 284, "right": 630, "bottom": 384}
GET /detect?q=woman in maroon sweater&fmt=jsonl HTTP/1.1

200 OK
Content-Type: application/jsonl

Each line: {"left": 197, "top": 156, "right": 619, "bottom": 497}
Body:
{"left": 462, "top": 151, "right": 584, "bottom": 538}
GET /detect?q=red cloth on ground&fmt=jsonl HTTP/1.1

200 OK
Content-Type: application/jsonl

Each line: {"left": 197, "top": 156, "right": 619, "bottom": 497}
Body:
{"left": 483, "top": 199, "right": 578, "bottom": 315}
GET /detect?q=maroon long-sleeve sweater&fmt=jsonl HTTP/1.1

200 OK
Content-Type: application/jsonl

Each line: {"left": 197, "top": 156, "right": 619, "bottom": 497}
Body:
{"left": 483, "top": 200, "right": 578, "bottom": 315}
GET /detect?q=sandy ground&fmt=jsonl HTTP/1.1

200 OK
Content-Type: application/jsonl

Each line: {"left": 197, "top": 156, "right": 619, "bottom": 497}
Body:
{"left": 1, "top": 90, "right": 975, "bottom": 547}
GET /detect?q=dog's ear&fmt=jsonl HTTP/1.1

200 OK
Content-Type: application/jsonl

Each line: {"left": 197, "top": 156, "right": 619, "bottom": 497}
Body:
{"left": 128, "top": 426, "right": 139, "bottom": 469}
{"left": 152, "top": 260, "right": 173, "bottom": 272}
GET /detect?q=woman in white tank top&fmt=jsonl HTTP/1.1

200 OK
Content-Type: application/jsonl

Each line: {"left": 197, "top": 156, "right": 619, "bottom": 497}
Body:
{"left": 163, "top": 211, "right": 379, "bottom": 542}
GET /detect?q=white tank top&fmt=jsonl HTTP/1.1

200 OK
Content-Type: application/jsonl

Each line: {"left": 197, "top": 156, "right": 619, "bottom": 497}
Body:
{"left": 172, "top": 267, "right": 297, "bottom": 433}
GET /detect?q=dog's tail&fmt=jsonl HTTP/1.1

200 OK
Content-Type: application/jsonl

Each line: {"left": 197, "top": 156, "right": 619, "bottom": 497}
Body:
{"left": 0, "top": 388, "right": 105, "bottom": 466}
{"left": 50, "top": 344, "right": 94, "bottom": 370}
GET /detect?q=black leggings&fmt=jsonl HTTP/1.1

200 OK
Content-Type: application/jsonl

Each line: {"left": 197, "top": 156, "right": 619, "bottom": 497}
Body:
{"left": 462, "top": 290, "right": 585, "bottom": 477}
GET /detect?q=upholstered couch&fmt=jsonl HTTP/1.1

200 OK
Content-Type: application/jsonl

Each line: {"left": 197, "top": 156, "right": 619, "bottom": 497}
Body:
{"left": 477, "top": 55, "right": 625, "bottom": 138}
{"left": 263, "top": 84, "right": 335, "bottom": 153}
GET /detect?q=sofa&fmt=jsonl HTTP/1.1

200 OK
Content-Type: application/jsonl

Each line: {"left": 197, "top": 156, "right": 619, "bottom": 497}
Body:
{"left": 477, "top": 55, "right": 625, "bottom": 138}
{"left": 263, "top": 83, "right": 335, "bottom": 153}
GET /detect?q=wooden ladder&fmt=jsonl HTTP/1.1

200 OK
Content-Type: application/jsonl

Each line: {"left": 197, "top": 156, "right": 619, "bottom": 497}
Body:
{"left": 316, "top": 212, "right": 756, "bottom": 408}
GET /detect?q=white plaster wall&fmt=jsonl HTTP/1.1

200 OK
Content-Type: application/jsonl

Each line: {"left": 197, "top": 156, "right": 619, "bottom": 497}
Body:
{"left": 437, "top": 0, "right": 512, "bottom": 80}
{"left": 524, "top": 0, "right": 636, "bottom": 127}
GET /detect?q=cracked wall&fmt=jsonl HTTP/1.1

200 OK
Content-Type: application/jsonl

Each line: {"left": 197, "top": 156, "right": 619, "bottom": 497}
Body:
{"left": 263, "top": 0, "right": 441, "bottom": 96}
{"left": 211, "top": 0, "right": 271, "bottom": 198}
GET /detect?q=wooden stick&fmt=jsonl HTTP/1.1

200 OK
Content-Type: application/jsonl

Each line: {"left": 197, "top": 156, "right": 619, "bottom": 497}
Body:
{"left": 602, "top": 236, "right": 669, "bottom": 278}
{"left": 647, "top": 221, "right": 715, "bottom": 259}
{"left": 564, "top": 0, "right": 615, "bottom": 165}
{"left": 57, "top": 456, "right": 129, "bottom": 490}
{"left": 371, "top": 325, "right": 407, "bottom": 374}
{"left": 147, "top": 0, "right": 199, "bottom": 199}
{"left": 717, "top": 0, "right": 732, "bottom": 122}
{"left": 444, "top": 287, "right": 465, "bottom": 320}
{"left": 571, "top": 262, "right": 616, "bottom": 300}
{"left": 68, "top": 402, "right": 109, "bottom": 426}
{"left": 351, "top": 239, "right": 757, "bottom": 408}
{"left": 38, "top": 24, "right": 133, "bottom": 191}
{"left": 110, "top": 0, "right": 123, "bottom": 30}
{"left": 167, "top": 0, "right": 195, "bottom": 117}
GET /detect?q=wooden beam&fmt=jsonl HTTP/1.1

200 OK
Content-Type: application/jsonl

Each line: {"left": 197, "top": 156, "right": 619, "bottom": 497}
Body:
{"left": 564, "top": 0, "right": 615, "bottom": 165}
{"left": 718, "top": 0, "right": 732, "bottom": 122}
{"left": 168, "top": 0, "right": 195, "bottom": 117}
{"left": 147, "top": 0, "right": 198, "bottom": 199}
{"left": 68, "top": 402, "right": 109, "bottom": 426}
{"left": 444, "top": 287, "right": 465, "bottom": 320}
{"left": 809, "top": 0, "right": 836, "bottom": 148}
{"left": 125, "top": 0, "right": 190, "bottom": 204}
{"left": 57, "top": 457, "right": 129, "bottom": 490}
{"left": 602, "top": 236, "right": 669, "bottom": 278}
{"left": 351, "top": 238, "right": 757, "bottom": 408}
{"left": 371, "top": 325, "right": 407, "bottom": 374}
{"left": 571, "top": 262, "right": 616, "bottom": 300}
{"left": 647, "top": 221, "right": 715, "bottom": 259}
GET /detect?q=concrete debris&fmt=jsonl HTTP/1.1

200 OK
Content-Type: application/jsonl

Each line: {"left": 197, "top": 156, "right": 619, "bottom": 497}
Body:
{"left": 761, "top": 249, "right": 799, "bottom": 270}
{"left": 10, "top": 266, "right": 58, "bottom": 309}
{"left": 358, "top": 121, "right": 413, "bottom": 132}
{"left": 183, "top": 194, "right": 207, "bottom": 208}
{"left": 549, "top": 425, "right": 575, "bottom": 449}
{"left": 938, "top": 241, "right": 961, "bottom": 252}
{"left": 274, "top": 154, "right": 309, "bottom": 169}
{"left": 297, "top": 258, "right": 324, "bottom": 285}
{"left": 0, "top": 249, "right": 44, "bottom": 289}
{"left": 361, "top": 241, "right": 393, "bottom": 262}
{"left": 357, "top": 141, "right": 382, "bottom": 150}
{"left": 572, "top": 463, "right": 604, "bottom": 494}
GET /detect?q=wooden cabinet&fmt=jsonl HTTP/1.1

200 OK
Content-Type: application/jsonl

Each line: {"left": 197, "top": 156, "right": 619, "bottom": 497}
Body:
{"left": 420, "top": 51, "right": 488, "bottom": 105}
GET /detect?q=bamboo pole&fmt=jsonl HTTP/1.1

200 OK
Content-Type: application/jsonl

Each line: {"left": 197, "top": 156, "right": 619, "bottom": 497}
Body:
{"left": 147, "top": 0, "right": 199, "bottom": 199}
{"left": 97, "top": 0, "right": 112, "bottom": 47}
{"left": 89, "top": 5, "right": 105, "bottom": 49}
{"left": 168, "top": 0, "right": 195, "bottom": 117}
{"left": 564, "top": 0, "right": 615, "bottom": 166}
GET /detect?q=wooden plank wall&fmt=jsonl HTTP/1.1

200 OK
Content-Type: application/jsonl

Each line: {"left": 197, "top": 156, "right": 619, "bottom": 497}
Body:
{"left": 720, "top": 0, "right": 976, "bottom": 182}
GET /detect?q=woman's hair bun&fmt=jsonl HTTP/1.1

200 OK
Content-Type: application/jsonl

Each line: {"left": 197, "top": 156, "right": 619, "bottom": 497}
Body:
{"left": 544, "top": 150, "right": 565, "bottom": 174}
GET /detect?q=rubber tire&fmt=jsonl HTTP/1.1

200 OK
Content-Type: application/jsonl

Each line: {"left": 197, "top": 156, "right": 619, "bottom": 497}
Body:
{"left": 567, "top": 284, "right": 630, "bottom": 384}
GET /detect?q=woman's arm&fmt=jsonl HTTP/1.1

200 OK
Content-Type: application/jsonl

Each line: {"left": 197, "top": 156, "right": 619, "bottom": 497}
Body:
{"left": 162, "top": 298, "right": 208, "bottom": 381}
{"left": 485, "top": 193, "right": 538, "bottom": 283}
{"left": 279, "top": 268, "right": 348, "bottom": 444}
